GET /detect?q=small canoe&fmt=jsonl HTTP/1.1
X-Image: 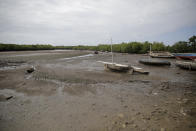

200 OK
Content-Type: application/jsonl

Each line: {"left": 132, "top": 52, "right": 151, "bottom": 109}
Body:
{"left": 139, "top": 59, "right": 171, "bottom": 66}
{"left": 175, "top": 61, "right": 196, "bottom": 70}
{"left": 149, "top": 51, "right": 174, "bottom": 58}
{"left": 173, "top": 53, "right": 196, "bottom": 60}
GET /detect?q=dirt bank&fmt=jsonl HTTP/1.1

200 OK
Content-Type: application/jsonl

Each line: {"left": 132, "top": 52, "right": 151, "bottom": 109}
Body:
{"left": 0, "top": 50, "right": 196, "bottom": 131}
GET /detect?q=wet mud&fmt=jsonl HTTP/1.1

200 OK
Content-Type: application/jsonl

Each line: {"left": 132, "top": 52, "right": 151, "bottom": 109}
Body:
{"left": 0, "top": 50, "right": 196, "bottom": 131}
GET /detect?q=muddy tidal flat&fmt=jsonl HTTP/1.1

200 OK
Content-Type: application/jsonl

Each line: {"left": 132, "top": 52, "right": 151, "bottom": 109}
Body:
{"left": 0, "top": 50, "right": 196, "bottom": 131}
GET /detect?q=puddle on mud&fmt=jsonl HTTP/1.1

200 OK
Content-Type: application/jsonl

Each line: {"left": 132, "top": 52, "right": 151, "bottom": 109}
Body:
{"left": 0, "top": 60, "right": 27, "bottom": 70}
{"left": 0, "top": 64, "right": 28, "bottom": 70}
{"left": 53, "top": 50, "right": 72, "bottom": 52}
{"left": 60, "top": 54, "right": 94, "bottom": 61}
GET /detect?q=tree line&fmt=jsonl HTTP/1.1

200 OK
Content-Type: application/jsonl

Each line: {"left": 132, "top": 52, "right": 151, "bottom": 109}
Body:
{"left": 56, "top": 35, "right": 196, "bottom": 53}
{"left": 0, "top": 44, "right": 54, "bottom": 51}
{"left": 0, "top": 35, "right": 195, "bottom": 53}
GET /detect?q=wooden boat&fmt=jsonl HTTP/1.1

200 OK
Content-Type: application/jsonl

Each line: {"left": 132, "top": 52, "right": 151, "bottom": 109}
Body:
{"left": 139, "top": 59, "right": 171, "bottom": 66}
{"left": 149, "top": 51, "right": 174, "bottom": 58}
{"left": 173, "top": 53, "right": 196, "bottom": 60}
{"left": 98, "top": 61, "right": 149, "bottom": 74}
{"left": 130, "top": 66, "right": 149, "bottom": 74}
{"left": 175, "top": 61, "right": 196, "bottom": 70}
{"left": 97, "top": 38, "right": 130, "bottom": 72}
{"left": 98, "top": 38, "right": 149, "bottom": 73}
{"left": 98, "top": 61, "right": 130, "bottom": 72}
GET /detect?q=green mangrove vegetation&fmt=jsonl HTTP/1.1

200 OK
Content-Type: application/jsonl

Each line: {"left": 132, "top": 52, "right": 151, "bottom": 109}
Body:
{"left": 0, "top": 44, "right": 54, "bottom": 51}
{"left": 55, "top": 35, "right": 196, "bottom": 53}
{"left": 0, "top": 35, "right": 195, "bottom": 53}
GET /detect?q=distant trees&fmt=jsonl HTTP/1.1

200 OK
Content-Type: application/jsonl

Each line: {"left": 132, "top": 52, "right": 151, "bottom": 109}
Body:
{"left": 0, "top": 35, "right": 195, "bottom": 53}
{"left": 62, "top": 36, "right": 195, "bottom": 53}
{"left": 0, "top": 44, "right": 54, "bottom": 51}
{"left": 97, "top": 44, "right": 110, "bottom": 51}
{"left": 95, "top": 41, "right": 163, "bottom": 54}
{"left": 151, "top": 42, "right": 165, "bottom": 51}
{"left": 169, "top": 41, "right": 189, "bottom": 53}
{"left": 168, "top": 35, "right": 196, "bottom": 53}
{"left": 140, "top": 41, "right": 150, "bottom": 53}
{"left": 188, "top": 35, "right": 196, "bottom": 52}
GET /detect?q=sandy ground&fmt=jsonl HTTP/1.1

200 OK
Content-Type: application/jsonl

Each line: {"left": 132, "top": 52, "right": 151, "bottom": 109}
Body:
{"left": 0, "top": 50, "right": 196, "bottom": 131}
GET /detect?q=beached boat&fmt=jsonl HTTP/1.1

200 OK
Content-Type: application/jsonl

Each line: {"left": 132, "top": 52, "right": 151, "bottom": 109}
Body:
{"left": 98, "top": 38, "right": 130, "bottom": 72}
{"left": 175, "top": 61, "right": 196, "bottom": 70}
{"left": 98, "top": 61, "right": 130, "bottom": 72}
{"left": 98, "top": 38, "right": 149, "bottom": 73}
{"left": 173, "top": 53, "right": 196, "bottom": 60}
{"left": 139, "top": 59, "right": 171, "bottom": 66}
{"left": 149, "top": 51, "right": 174, "bottom": 58}
{"left": 98, "top": 61, "right": 149, "bottom": 74}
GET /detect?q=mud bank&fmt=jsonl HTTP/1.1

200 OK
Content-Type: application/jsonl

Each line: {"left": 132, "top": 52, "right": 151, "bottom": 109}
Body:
{"left": 0, "top": 50, "right": 196, "bottom": 131}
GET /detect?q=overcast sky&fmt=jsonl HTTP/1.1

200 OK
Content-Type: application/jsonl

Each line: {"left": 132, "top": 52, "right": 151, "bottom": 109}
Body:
{"left": 0, "top": 0, "right": 196, "bottom": 45}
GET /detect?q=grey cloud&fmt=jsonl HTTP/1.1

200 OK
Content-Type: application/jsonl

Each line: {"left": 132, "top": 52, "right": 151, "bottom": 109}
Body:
{"left": 0, "top": 0, "right": 196, "bottom": 45}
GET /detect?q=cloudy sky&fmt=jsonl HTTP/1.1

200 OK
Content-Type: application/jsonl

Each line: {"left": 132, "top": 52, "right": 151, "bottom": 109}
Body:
{"left": 0, "top": 0, "right": 196, "bottom": 45}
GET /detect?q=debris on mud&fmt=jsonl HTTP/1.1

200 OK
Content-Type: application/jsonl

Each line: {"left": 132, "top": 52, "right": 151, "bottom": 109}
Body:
{"left": 26, "top": 66, "right": 35, "bottom": 73}
{"left": 94, "top": 51, "right": 98, "bottom": 54}
{"left": 0, "top": 95, "right": 13, "bottom": 101}
{"left": 6, "top": 96, "right": 13, "bottom": 100}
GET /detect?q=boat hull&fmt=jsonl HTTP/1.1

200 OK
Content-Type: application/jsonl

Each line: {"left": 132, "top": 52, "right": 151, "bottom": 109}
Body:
{"left": 173, "top": 53, "right": 196, "bottom": 60}
{"left": 149, "top": 51, "right": 174, "bottom": 58}
{"left": 104, "top": 63, "right": 129, "bottom": 72}
{"left": 139, "top": 59, "right": 171, "bottom": 66}
{"left": 175, "top": 61, "right": 196, "bottom": 70}
{"left": 150, "top": 55, "right": 175, "bottom": 58}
